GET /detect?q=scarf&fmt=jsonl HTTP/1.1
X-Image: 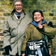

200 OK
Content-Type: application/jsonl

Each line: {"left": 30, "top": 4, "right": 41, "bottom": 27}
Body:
{"left": 31, "top": 20, "right": 46, "bottom": 27}
{"left": 15, "top": 11, "right": 22, "bottom": 16}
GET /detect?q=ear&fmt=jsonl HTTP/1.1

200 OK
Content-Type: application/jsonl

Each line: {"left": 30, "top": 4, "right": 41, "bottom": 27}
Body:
{"left": 42, "top": 17, "right": 43, "bottom": 20}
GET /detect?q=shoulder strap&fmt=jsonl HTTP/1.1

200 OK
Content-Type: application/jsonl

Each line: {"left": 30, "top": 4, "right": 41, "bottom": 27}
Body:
{"left": 42, "top": 34, "right": 48, "bottom": 45}
{"left": 42, "top": 34, "right": 45, "bottom": 41}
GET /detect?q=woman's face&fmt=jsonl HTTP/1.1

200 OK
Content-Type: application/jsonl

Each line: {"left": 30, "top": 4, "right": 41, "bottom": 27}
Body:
{"left": 34, "top": 12, "right": 43, "bottom": 22}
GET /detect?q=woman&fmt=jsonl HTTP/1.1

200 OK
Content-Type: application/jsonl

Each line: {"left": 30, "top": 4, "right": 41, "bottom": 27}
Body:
{"left": 21, "top": 10, "right": 56, "bottom": 56}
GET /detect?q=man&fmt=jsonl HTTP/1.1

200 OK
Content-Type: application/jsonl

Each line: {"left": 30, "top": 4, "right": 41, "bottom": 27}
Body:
{"left": 3, "top": 0, "right": 32, "bottom": 56}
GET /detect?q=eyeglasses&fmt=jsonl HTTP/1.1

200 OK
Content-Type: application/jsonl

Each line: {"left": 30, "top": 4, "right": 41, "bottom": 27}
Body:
{"left": 14, "top": 4, "right": 22, "bottom": 6}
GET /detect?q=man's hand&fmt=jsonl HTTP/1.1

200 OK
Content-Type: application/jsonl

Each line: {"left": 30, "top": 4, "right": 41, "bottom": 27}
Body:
{"left": 4, "top": 45, "right": 12, "bottom": 55}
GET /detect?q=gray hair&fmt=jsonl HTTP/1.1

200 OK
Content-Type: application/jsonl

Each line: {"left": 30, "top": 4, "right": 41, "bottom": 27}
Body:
{"left": 13, "top": 0, "right": 22, "bottom": 5}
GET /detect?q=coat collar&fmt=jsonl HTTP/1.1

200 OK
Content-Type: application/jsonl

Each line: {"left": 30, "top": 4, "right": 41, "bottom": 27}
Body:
{"left": 11, "top": 12, "right": 25, "bottom": 25}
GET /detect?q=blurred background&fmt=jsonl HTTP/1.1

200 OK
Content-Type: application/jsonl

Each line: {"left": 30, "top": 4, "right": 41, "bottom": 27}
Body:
{"left": 0, "top": 0, "right": 56, "bottom": 56}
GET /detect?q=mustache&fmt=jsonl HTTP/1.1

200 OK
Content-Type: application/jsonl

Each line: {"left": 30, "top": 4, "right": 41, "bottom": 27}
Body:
{"left": 35, "top": 17, "right": 38, "bottom": 19}
{"left": 17, "top": 8, "right": 22, "bottom": 10}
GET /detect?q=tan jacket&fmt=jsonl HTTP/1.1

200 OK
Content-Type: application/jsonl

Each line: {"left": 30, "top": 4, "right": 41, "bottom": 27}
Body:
{"left": 3, "top": 12, "right": 32, "bottom": 55}
{"left": 22, "top": 24, "right": 56, "bottom": 51}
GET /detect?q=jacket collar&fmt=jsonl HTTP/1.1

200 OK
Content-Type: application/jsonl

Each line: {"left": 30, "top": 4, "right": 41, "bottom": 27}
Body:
{"left": 11, "top": 12, "right": 25, "bottom": 25}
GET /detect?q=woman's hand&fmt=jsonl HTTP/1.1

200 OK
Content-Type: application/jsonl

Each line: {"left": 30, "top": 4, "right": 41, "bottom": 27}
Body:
{"left": 22, "top": 54, "right": 25, "bottom": 56}
{"left": 38, "top": 24, "right": 43, "bottom": 29}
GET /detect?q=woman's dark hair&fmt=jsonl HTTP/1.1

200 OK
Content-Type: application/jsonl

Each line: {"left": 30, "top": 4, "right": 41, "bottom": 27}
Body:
{"left": 32, "top": 10, "right": 44, "bottom": 17}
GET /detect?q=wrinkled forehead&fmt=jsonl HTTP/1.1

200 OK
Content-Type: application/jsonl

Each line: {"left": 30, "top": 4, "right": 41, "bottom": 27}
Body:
{"left": 13, "top": 1, "right": 22, "bottom": 5}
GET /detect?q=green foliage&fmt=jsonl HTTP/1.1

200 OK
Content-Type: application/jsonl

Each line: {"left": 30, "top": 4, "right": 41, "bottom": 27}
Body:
{"left": 2, "top": 0, "right": 56, "bottom": 13}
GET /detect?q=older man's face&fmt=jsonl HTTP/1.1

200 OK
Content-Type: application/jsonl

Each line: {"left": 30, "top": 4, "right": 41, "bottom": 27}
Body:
{"left": 13, "top": 1, "right": 23, "bottom": 13}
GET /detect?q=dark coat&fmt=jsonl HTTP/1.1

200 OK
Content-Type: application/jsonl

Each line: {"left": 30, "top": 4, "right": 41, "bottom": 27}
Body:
{"left": 22, "top": 23, "right": 56, "bottom": 51}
